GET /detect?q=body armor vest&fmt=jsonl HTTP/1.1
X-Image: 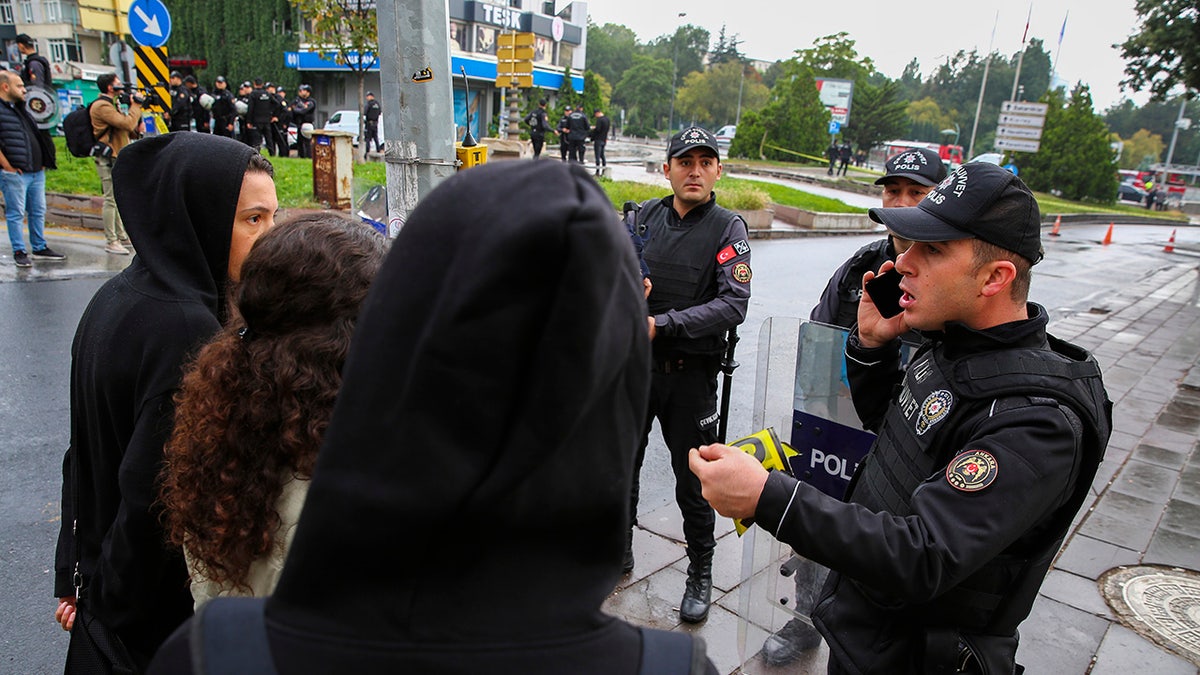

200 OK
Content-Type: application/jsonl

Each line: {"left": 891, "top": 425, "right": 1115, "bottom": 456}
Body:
{"left": 642, "top": 199, "right": 738, "bottom": 356}
{"left": 850, "top": 334, "right": 1111, "bottom": 633}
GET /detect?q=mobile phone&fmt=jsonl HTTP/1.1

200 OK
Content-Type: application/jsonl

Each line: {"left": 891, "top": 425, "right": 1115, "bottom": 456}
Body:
{"left": 865, "top": 269, "right": 904, "bottom": 319}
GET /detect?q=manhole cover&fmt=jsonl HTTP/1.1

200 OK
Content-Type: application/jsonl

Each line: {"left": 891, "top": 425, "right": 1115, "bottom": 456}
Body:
{"left": 1100, "top": 565, "right": 1200, "bottom": 666}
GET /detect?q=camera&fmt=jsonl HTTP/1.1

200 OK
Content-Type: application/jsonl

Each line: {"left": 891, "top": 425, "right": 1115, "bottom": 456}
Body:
{"left": 117, "top": 88, "right": 156, "bottom": 108}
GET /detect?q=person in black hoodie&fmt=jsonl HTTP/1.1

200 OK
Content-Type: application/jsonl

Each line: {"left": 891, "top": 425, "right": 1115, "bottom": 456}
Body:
{"left": 148, "top": 160, "right": 719, "bottom": 675}
{"left": 54, "top": 132, "right": 277, "bottom": 671}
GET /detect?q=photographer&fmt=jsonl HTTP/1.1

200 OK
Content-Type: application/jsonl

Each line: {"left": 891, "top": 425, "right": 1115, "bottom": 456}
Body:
{"left": 91, "top": 73, "right": 144, "bottom": 255}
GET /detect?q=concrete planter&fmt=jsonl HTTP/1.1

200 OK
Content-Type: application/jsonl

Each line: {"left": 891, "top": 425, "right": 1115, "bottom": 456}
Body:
{"left": 772, "top": 203, "right": 873, "bottom": 231}
{"left": 735, "top": 207, "right": 775, "bottom": 231}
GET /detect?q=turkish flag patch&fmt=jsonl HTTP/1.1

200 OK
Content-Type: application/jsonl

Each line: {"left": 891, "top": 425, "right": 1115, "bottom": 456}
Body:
{"left": 717, "top": 245, "right": 737, "bottom": 264}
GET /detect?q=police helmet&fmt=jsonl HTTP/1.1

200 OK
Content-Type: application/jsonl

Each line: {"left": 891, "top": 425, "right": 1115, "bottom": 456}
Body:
{"left": 199, "top": 93, "right": 215, "bottom": 110}
{"left": 300, "top": 122, "right": 314, "bottom": 138}
{"left": 234, "top": 99, "right": 249, "bottom": 115}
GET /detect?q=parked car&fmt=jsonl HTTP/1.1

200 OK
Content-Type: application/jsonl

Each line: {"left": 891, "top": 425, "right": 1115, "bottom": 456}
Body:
{"left": 968, "top": 152, "right": 1004, "bottom": 165}
{"left": 322, "top": 110, "right": 385, "bottom": 146}
{"left": 1117, "top": 182, "right": 1147, "bottom": 204}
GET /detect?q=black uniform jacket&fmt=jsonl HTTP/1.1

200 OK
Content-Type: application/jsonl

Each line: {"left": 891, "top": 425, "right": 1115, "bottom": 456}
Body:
{"left": 150, "top": 161, "right": 718, "bottom": 675}
{"left": 754, "top": 304, "right": 1109, "bottom": 673}
{"left": 54, "top": 133, "right": 258, "bottom": 661}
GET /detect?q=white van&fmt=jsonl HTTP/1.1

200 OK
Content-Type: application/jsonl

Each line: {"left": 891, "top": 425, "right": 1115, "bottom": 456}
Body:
{"left": 322, "top": 110, "right": 385, "bottom": 146}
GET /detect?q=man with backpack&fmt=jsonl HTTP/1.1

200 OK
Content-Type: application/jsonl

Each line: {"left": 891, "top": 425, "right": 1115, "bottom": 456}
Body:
{"left": 89, "top": 73, "right": 143, "bottom": 254}
{"left": 524, "top": 99, "right": 549, "bottom": 159}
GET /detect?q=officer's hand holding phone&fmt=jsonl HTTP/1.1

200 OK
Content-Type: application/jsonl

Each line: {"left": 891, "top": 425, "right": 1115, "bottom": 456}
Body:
{"left": 857, "top": 262, "right": 908, "bottom": 347}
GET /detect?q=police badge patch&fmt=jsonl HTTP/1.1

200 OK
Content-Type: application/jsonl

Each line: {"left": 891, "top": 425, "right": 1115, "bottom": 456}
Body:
{"left": 915, "top": 389, "right": 952, "bottom": 435}
{"left": 946, "top": 450, "right": 998, "bottom": 492}
{"left": 732, "top": 262, "right": 752, "bottom": 283}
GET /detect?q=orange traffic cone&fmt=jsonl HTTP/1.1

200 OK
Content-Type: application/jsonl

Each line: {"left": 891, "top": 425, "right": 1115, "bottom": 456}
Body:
{"left": 1165, "top": 229, "right": 1177, "bottom": 253}
{"left": 1049, "top": 214, "right": 1061, "bottom": 237}
{"left": 1102, "top": 223, "right": 1114, "bottom": 246}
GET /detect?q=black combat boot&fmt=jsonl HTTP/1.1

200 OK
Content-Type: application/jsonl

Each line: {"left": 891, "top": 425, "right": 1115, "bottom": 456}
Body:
{"left": 622, "top": 528, "right": 635, "bottom": 574}
{"left": 679, "top": 549, "right": 713, "bottom": 623}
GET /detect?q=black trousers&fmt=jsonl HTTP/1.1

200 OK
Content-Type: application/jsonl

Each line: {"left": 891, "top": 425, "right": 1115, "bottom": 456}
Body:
{"left": 569, "top": 140, "right": 586, "bottom": 163}
{"left": 364, "top": 122, "right": 381, "bottom": 152}
{"left": 630, "top": 358, "right": 719, "bottom": 554}
{"left": 531, "top": 133, "right": 545, "bottom": 158}
{"left": 243, "top": 126, "right": 262, "bottom": 151}
{"left": 560, "top": 140, "right": 569, "bottom": 161}
{"left": 594, "top": 140, "right": 607, "bottom": 166}
{"left": 297, "top": 134, "right": 312, "bottom": 159}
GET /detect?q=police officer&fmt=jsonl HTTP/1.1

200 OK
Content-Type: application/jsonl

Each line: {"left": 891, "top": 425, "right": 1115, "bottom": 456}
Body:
{"left": 246, "top": 78, "right": 274, "bottom": 154}
{"left": 235, "top": 81, "right": 253, "bottom": 146}
{"left": 557, "top": 105, "right": 571, "bottom": 162}
{"left": 566, "top": 105, "right": 589, "bottom": 163}
{"left": 524, "top": 98, "right": 549, "bottom": 160}
{"left": 362, "top": 91, "right": 381, "bottom": 154}
{"left": 589, "top": 108, "right": 610, "bottom": 172}
{"left": 210, "top": 76, "right": 236, "bottom": 138}
{"left": 811, "top": 147, "right": 947, "bottom": 330}
{"left": 292, "top": 84, "right": 316, "bottom": 159}
{"left": 274, "top": 85, "right": 292, "bottom": 156}
{"left": 184, "top": 75, "right": 210, "bottom": 133}
{"left": 628, "top": 127, "right": 751, "bottom": 625}
{"left": 691, "top": 162, "right": 1112, "bottom": 674}
{"left": 166, "top": 71, "right": 192, "bottom": 132}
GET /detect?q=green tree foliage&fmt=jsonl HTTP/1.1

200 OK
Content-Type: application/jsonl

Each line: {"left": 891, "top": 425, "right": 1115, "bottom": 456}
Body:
{"left": 612, "top": 55, "right": 672, "bottom": 130}
{"left": 1120, "top": 0, "right": 1200, "bottom": 100}
{"left": 842, "top": 80, "right": 909, "bottom": 153}
{"left": 675, "top": 62, "right": 767, "bottom": 129}
{"left": 170, "top": 0, "right": 298, "bottom": 88}
{"left": 580, "top": 71, "right": 611, "bottom": 117}
{"left": 793, "top": 32, "right": 874, "bottom": 82}
{"left": 646, "top": 25, "right": 710, "bottom": 83}
{"left": 585, "top": 22, "right": 639, "bottom": 86}
{"left": 1117, "top": 129, "right": 1165, "bottom": 170}
{"left": 708, "top": 25, "right": 744, "bottom": 66}
{"left": 729, "top": 62, "right": 828, "bottom": 161}
{"left": 1104, "top": 95, "right": 1199, "bottom": 166}
{"left": 289, "top": 0, "right": 378, "bottom": 159}
{"left": 906, "top": 97, "right": 957, "bottom": 141}
{"left": 1022, "top": 85, "right": 1118, "bottom": 203}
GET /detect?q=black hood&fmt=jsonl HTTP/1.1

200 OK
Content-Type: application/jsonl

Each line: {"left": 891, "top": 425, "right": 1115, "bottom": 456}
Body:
{"left": 269, "top": 161, "right": 650, "bottom": 647}
{"left": 113, "top": 132, "right": 257, "bottom": 317}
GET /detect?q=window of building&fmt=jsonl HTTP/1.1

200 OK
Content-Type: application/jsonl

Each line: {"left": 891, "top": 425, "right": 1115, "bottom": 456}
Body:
{"left": 474, "top": 25, "right": 497, "bottom": 55}
{"left": 47, "top": 38, "right": 69, "bottom": 62}
{"left": 0, "top": 1, "right": 14, "bottom": 24}
{"left": 556, "top": 43, "right": 573, "bottom": 68}
{"left": 18, "top": 0, "right": 32, "bottom": 23}
{"left": 42, "top": 0, "right": 60, "bottom": 23}
{"left": 449, "top": 20, "right": 468, "bottom": 53}
{"left": 533, "top": 36, "right": 552, "bottom": 64}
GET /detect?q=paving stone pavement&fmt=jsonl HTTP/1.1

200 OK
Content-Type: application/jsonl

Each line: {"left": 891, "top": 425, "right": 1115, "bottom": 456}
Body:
{"left": 604, "top": 260, "right": 1200, "bottom": 674}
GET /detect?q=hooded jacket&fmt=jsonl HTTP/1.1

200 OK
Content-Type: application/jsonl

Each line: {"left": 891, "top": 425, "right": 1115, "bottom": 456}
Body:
{"left": 151, "top": 161, "right": 716, "bottom": 674}
{"left": 55, "top": 132, "right": 258, "bottom": 662}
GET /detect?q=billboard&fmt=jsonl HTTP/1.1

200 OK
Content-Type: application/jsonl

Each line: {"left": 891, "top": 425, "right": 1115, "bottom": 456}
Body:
{"left": 814, "top": 78, "right": 854, "bottom": 125}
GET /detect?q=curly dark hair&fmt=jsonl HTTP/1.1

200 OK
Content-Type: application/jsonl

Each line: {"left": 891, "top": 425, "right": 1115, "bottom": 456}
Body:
{"left": 160, "top": 213, "right": 387, "bottom": 591}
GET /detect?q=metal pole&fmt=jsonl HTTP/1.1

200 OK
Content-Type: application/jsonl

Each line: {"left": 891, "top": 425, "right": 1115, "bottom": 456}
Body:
{"left": 376, "top": 0, "right": 457, "bottom": 238}
{"left": 1010, "top": 4, "right": 1032, "bottom": 101}
{"left": 667, "top": 12, "right": 685, "bottom": 133}
{"left": 1165, "top": 95, "right": 1188, "bottom": 169}
{"left": 968, "top": 11, "right": 999, "bottom": 161}
{"left": 735, "top": 65, "right": 745, "bottom": 126}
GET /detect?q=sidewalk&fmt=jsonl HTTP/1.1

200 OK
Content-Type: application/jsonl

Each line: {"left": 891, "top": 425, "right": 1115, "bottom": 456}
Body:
{"left": 604, "top": 258, "right": 1200, "bottom": 673}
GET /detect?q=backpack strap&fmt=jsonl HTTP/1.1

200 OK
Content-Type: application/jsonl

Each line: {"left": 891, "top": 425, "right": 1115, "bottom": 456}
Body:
{"left": 189, "top": 597, "right": 277, "bottom": 675}
{"left": 638, "top": 627, "right": 707, "bottom": 675}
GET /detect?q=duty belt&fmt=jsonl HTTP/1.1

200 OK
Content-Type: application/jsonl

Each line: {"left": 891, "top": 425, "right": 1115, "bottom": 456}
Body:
{"left": 652, "top": 355, "right": 716, "bottom": 374}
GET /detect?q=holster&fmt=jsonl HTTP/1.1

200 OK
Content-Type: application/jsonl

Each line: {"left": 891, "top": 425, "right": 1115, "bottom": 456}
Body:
{"left": 925, "top": 628, "right": 1022, "bottom": 675}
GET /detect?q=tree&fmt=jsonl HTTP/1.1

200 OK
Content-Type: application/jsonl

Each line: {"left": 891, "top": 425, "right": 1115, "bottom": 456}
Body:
{"left": 906, "top": 97, "right": 957, "bottom": 142}
{"left": 675, "top": 61, "right": 767, "bottom": 129}
{"left": 708, "top": 25, "right": 744, "bottom": 66}
{"left": 612, "top": 54, "right": 673, "bottom": 131}
{"left": 842, "top": 80, "right": 908, "bottom": 153}
{"left": 1117, "top": 129, "right": 1165, "bottom": 170}
{"left": 793, "top": 32, "right": 874, "bottom": 82}
{"left": 1022, "top": 85, "right": 1118, "bottom": 203}
{"left": 1120, "top": 0, "right": 1200, "bottom": 100}
{"left": 585, "top": 22, "right": 639, "bottom": 87}
{"left": 579, "top": 71, "right": 612, "bottom": 118}
{"left": 729, "top": 62, "right": 827, "bottom": 162}
{"left": 289, "top": 0, "right": 378, "bottom": 160}
{"left": 646, "top": 25, "right": 710, "bottom": 83}
{"left": 171, "top": 0, "right": 298, "bottom": 89}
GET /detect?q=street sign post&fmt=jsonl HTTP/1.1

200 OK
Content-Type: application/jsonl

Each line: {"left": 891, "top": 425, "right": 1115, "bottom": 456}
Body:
{"left": 129, "top": 0, "right": 171, "bottom": 49}
{"left": 828, "top": 120, "right": 841, "bottom": 135}
{"left": 995, "top": 137, "right": 1041, "bottom": 153}
{"left": 994, "top": 99, "right": 1047, "bottom": 155}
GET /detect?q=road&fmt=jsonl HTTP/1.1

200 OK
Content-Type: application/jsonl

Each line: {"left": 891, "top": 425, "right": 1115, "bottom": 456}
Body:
{"left": 0, "top": 200, "right": 1192, "bottom": 673}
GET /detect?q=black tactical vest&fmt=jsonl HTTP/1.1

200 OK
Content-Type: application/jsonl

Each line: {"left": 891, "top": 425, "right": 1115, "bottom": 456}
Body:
{"left": 850, "top": 334, "right": 1111, "bottom": 633}
{"left": 642, "top": 199, "right": 739, "bottom": 356}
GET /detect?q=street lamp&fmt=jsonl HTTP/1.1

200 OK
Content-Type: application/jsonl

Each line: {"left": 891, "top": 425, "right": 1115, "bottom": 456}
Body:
{"left": 668, "top": 12, "right": 686, "bottom": 133}
{"left": 940, "top": 125, "right": 960, "bottom": 147}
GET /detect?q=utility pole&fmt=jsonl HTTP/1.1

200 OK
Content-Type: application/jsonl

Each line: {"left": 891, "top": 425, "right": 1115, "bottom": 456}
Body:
{"left": 968, "top": 11, "right": 999, "bottom": 160}
{"left": 667, "top": 12, "right": 686, "bottom": 133}
{"left": 375, "top": 0, "right": 457, "bottom": 237}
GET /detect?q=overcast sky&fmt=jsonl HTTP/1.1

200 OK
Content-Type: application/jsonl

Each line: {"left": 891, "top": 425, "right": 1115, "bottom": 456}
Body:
{"left": 583, "top": 0, "right": 1154, "bottom": 112}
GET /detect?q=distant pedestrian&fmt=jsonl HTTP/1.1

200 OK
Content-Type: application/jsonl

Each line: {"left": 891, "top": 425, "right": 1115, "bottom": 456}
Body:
{"left": 566, "top": 106, "right": 590, "bottom": 163}
{"left": 837, "top": 141, "right": 852, "bottom": 176}
{"left": 557, "top": 105, "right": 571, "bottom": 161}
{"left": 185, "top": 75, "right": 209, "bottom": 133}
{"left": 826, "top": 142, "right": 838, "bottom": 175}
{"left": 90, "top": 73, "right": 142, "bottom": 255}
{"left": 0, "top": 71, "right": 61, "bottom": 268}
{"left": 292, "top": 84, "right": 316, "bottom": 159}
{"left": 589, "top": 108, "right": 610, "bottom": 171}
{"left": 15, "top": 34, "right": 50, "bottom": 89}
{"left": 210, "top": 76, "right": 236, "bottom": 138}
{"left": 246, "top": 78, "right": 274, "bottom": 153}
{"left": 167, "top": 71, "right": 192, "bottom": 132}
{"left": 524, "top": 98, "right": 549, "bottom": 159}
{"left": 362, "top": 91, "right": 381, "bottom": 154}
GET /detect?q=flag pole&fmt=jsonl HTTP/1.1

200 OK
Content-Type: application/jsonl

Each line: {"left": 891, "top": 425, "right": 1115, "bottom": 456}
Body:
{"left": 1010, "top": 3, "right": 1033, "bottom": 101}
{"left": 1050, "top": 11, "right": 1068, "bottom": 90}
{"left": 968, "top": 11, "right": 1000, "bottom": 160}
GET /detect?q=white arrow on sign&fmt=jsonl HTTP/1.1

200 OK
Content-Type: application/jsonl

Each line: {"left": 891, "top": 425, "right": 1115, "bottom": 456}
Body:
{"left": 133, "top": 5, "right": 162, "bottom": 37}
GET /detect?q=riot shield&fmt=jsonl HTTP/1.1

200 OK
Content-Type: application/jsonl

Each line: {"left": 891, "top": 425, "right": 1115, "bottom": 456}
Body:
{"left": 734, "top": 319, "right": 888, "bottom": 673}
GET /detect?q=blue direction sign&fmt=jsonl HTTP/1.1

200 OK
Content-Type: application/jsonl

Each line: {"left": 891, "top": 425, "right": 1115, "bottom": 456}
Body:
{"left": 129, "top": 0, "right": 171, "bottom": 49}
{"left": 828, "top": 120, "right": 841, "bottom": 135}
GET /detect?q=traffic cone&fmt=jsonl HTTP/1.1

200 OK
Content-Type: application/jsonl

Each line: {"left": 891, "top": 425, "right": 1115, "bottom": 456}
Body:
{"left": 1165, "top": 229, "right": 1177, "bottom": 253}
{"left": 1102, "top": 223, "right": 1114, "bottom": 246}
{"left": 1049, "top": 215, "right": 1061, "bottom": 237}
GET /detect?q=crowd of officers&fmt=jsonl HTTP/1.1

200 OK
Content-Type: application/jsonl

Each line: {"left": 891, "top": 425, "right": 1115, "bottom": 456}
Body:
{"left": 163, "top": 71, "right": 317, "bottom": 159}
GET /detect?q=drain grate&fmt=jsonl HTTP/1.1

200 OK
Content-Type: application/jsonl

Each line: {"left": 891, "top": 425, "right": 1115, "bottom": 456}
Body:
{"left": 1100, "top": 565, "right": 1200, "bottom": 666}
